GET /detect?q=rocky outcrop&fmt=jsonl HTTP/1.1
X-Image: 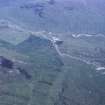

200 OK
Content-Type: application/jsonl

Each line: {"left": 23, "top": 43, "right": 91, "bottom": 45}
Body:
{"left": 0, "top": 56, "right": 13, "bottom": 69}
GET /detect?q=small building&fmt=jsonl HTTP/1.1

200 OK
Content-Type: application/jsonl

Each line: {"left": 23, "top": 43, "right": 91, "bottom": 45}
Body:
{"left": 0, "top": 56, "right": 13, "bottom": 69}
{"left": 52, "top": 37, "right": 63, "bottom": 45}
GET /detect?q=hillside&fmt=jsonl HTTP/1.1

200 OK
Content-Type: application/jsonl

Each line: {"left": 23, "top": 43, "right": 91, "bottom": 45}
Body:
{"left": 0, "top": 0, "right": 105, "bottom": 105}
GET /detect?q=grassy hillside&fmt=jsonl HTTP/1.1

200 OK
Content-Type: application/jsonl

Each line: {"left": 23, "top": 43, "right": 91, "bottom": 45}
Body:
{"left": 0, "top": 0, "right": 105, "bottom": 105}
{"left": 0, "top": 35, "right": 64, "bottom": 105}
